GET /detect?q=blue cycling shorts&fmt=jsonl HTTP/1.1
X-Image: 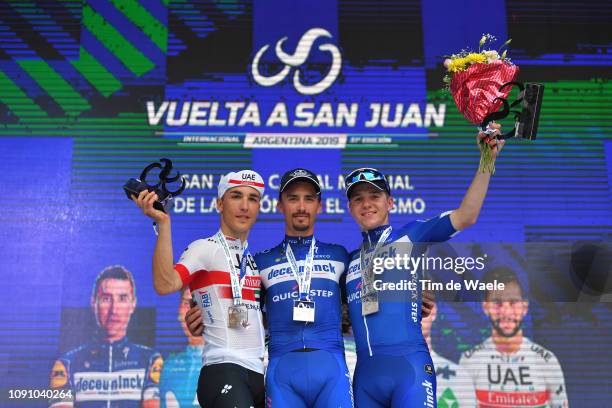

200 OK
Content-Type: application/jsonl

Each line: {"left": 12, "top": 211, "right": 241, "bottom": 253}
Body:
{"left": 353, "top": 350, "right": 436, "bottom": 408}
{"left": 266, "top": 349, "right": 354, "bottom": 408}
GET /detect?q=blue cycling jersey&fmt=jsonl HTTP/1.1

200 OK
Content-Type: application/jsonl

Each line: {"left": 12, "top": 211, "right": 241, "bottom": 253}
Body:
{"left": 160, "top": 345, "right": 202, "bottom": 408}
{"left": 346, "top": 213, "right": 457, "bottom": 357}
{"left": 49, "top": 336, "right": 162, "bottom": 408}
{"left": 256, "top": 235, "right": 349, "bottom": 358}
{"left": 257, "top": 235, "right": 353, "bottom": 407}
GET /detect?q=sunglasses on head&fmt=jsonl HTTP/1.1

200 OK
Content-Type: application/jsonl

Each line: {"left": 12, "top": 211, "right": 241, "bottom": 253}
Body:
{"left": 345, "top": 168, "right": 387, "bottom": 187}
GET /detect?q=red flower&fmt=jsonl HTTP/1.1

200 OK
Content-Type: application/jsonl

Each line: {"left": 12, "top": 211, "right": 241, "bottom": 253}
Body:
{"left": 450, "top": 60, "right": 519, "bottom": 125}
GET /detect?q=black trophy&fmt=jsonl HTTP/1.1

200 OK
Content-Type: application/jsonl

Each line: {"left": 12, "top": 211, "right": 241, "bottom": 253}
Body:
{"left": 123, "top": 158, "right": 186, "bottom": 213}
{"left": 480, "top": 82, "right": 545, "bottom": 141}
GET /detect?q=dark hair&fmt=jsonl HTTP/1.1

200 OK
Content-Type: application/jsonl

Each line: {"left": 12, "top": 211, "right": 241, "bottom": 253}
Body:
{"left": 482, "top": 266, "right": 524, "bottom": 300}
{"left": 92, "top": 265, "right": 136, "bottom": 300}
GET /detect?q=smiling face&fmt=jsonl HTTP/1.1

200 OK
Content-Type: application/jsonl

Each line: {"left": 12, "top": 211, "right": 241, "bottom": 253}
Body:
{"left": 277, "top": 181, "right": 322, "bottom": 236}
{"left": 483, "top": 281, "right": 528, "bottom": 338}
{"left": 348, "top": 183, "right": 394, "bottom": 231}
{"left": 92, "top": 278, "right": 136, "bottom": 342}
{"left": 217, "top": 185, "right": 261, "bottom": 238}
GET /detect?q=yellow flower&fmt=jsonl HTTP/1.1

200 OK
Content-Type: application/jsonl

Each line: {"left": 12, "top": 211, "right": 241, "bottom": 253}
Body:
{"left": 466, "top": 53, "right": 486, "bottom": 64}
{"left": 446, "top": 53, "right": 486, "bottom": 73}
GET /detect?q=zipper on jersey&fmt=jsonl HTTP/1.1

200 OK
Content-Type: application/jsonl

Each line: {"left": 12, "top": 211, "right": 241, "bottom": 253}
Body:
{"left": 361, "top": 243, "right": 373, "bottom": 357}
{"left": 363, "top": 315, "right": 373, "bottom": 357}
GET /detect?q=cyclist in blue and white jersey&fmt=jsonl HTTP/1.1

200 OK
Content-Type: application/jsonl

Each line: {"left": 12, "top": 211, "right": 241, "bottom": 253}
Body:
{"left": 344, "top": 126, "right": 505, "bottom": 407}
{"left": 256, "top": 168, "right": 353, "bottom": 407}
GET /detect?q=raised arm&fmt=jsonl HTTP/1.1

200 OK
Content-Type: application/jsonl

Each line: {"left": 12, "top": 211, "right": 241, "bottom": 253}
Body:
{"left": 133, "top": 190, "right": 182, "bottom": 295}
{"left": 450, "top": 123, "right": 505, "bottom": 231}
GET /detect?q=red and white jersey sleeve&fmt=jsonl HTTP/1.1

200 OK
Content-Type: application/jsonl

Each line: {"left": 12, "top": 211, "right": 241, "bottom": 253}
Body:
{"left": 175, "top": 238, "right": 210, "bottom": 287}
{"left": 175, "top": 233, "right": 265, "bottom": 374}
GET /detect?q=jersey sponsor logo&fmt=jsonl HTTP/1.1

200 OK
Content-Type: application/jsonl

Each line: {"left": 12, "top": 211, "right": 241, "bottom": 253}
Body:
{"left": 463, "top": 341, "right": 485, "bottom": 359}
{"left": 149, "top": 356, "right": 163, "bottom": 384}
{"left": 347, "top": 288, "right": 361, "bottom": 303}
{"left": 530, "top": 344, "right": 552, "bottom": 362}
{"left": 243, "top": 275, "right": 261, "bottom": 289}
{"left": 348, "top": 262, "right": 360, "bottom": 274}
{"left": 488, "top": 365, "right": 533, "bottom": 386}
{"left": 201, "top": 291, "right": 212, "bottom": 308}
{"left": 361, "top": 245, "right": 397, "bottom": 260}
{"left": 476, "top": 390, "right": 550, "bottom": 406}
{"left": 73, "top": 369, "right": 146, "bottom": 401}
{"left": 271, "top": 289, "right": 334, "bottom": 302}
{"left": 50, "top": 360, "right": 68, "bottom": 389}
{"left": 436, "top": 364, "right": 457, "bottom": 380}
{"left": 266, "top": 262, "right": 336, "bottom": 280}
{"left": 422, "top": 380, "right": 435, "bottom": 408}
{"left": 438, "top": 388, "right": 459, "bottom": 408}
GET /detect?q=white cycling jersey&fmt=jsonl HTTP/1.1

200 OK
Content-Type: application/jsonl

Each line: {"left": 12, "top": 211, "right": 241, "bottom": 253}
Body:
{"left": 175, "top": 231, "right": 265, "bottom": 374}
{"left": 432, "top": 350, "right": 476, "bottom": 408}
{"left": 460, "top": 336, "right": 568, "bottom": 408}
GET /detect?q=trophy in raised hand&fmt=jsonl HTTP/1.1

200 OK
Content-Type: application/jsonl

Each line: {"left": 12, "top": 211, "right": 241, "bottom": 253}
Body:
{"left": 123, "top": 158, "right": 186, "bottom": 213}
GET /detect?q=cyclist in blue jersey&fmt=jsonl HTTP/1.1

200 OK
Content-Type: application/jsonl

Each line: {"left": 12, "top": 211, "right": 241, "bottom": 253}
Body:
{"left": 49, "top": 266, "right": 162, "bottom": 408}
{"left": 344, "top": 126, "right": 505, "bottom": 408}
{"left": 256, "top": 168, "right": 353, "bottom": 407}
{"left": 160, "top": 288, "right": 203, "bottom": 407}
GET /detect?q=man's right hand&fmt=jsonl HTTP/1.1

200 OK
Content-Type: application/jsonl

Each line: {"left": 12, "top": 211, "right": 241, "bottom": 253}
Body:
{"left": 186, "top": 300, "right": 204, "bottom": 336}
{"left": 132, "top": 190, "right": 169, "bottom": 224}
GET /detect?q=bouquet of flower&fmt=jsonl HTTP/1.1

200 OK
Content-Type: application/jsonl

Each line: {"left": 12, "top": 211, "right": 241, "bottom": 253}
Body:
{"left": 443, "top": 34, "right": 519, "bottom": 173}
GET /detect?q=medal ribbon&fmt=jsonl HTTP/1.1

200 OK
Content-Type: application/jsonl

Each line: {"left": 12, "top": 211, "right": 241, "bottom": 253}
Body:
{"left": 284, "top": 237, "right": 316, "bottom": 301}
{"left": 216, "top": 230, "right": 249, "bottom": 306}
{"left": 360, "top": 226, "right": 393, "bottom": 296}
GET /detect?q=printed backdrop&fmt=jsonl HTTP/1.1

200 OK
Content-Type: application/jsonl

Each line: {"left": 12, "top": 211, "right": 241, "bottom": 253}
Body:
{"left": 0, "top": 0, "right": 610, "bottom": 407}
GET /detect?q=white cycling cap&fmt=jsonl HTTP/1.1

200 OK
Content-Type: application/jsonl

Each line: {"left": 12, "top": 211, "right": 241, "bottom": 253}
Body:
{"left": 217, "top": 170, "right": 265, "bottom": 199}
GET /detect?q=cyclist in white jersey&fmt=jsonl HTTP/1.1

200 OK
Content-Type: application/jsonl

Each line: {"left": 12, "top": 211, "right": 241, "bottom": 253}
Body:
{"left": 421, "top": 299, "right": 476, "bottom": 408}
{"left": 133, "top": 170, "right": 267, "bottom": 408}
{"left": 459, "top": 266, "right": 568, "bottom": 408}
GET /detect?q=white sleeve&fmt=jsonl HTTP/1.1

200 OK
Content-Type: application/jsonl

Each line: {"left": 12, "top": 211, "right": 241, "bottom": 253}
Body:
{"left": 174, "top": 239, "right": 211, "bottom": 286}
{"left": 546, "top": 352, "right": 569, "bottom": 408}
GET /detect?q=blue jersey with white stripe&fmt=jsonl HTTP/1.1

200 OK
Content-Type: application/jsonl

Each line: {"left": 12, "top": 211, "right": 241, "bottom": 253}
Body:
{"left": 256, "top": 235, "right": 349, "bottom": 359}
{"left": 346, "top": 212, "right": 457, "bottom": 357}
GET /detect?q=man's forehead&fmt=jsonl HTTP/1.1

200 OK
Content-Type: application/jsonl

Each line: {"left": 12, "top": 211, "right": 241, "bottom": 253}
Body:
{"left": 351, "top": 183, "right": 382, "bottom": 196}
{"left": 98, "top": 278, "right": 133, "bottom": 292}
{"left": 283, "top": 181, "right": 318, "bottom": 196}
{"left": 487, "top": 283, "right": 524, "bottom": 301}
{"left": 227, "top": 185, "right": 260, "bottom": 196}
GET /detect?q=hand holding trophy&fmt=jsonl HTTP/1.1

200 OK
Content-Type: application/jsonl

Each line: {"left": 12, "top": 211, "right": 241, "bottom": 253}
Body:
{"left": 444, "top": 34, "right": 544, "bottom": 174}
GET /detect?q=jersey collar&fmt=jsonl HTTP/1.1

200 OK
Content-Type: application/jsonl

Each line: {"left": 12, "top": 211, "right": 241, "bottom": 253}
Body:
{"left": 283, "top": 234, "right": 314, "bottom": 247}
{"left": 95, "top": 332, "right": 130, "bottom": 347}
{"left": 362, "top": 224, "right": 391, "bottom": 246}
